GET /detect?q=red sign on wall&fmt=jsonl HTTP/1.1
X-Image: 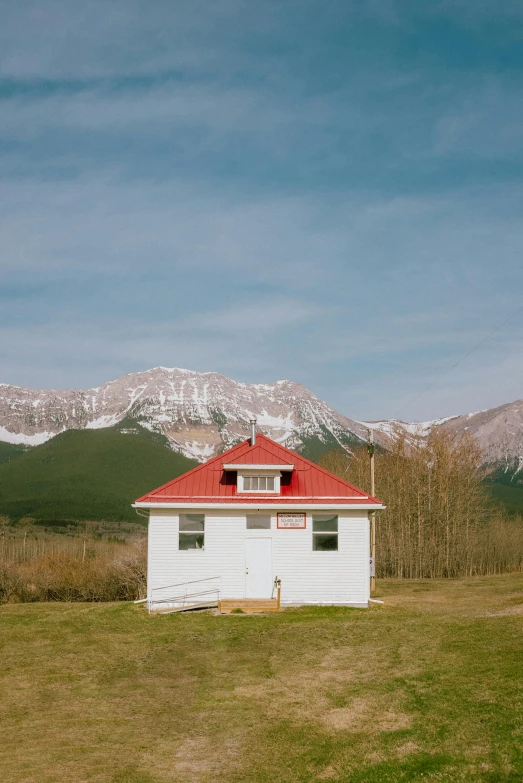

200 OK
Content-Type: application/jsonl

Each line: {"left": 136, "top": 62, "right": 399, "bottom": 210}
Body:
{"left": 277, "top": 512, "right": 306, "bottom": 529}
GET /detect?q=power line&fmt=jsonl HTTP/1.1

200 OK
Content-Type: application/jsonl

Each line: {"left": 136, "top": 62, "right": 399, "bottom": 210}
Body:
{"left": 394, "top": 304, "right": 523, "bottom": 419}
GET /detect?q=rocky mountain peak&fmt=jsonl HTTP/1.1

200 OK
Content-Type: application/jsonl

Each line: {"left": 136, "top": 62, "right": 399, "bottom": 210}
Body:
{"left": 1, "top": 367, "right": 522, "bottom": 468}
{"left": 0, "top": 367, "right": 370, "bottom": 460}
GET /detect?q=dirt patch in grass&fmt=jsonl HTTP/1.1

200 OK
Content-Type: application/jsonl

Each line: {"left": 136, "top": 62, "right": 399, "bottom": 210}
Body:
{"left": 236, "top": 668, "right": 411, "bottom": 737}
{"left": 395, "top": 741, "right": 421, "bottom": 757}
{"left": 139, "top": 734, "right": 246, "bottom": 783}
{"left": 486, "top": 598, "right": 523, "bottom": 617}
{"left": 317, "top": 764, "right": 339, "bottom": 779}
{"left": 323, "top": 697, "right": 412, "bottom": 733}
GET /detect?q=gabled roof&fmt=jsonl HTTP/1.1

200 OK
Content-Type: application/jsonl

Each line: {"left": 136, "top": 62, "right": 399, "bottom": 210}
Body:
{"left": 135, "top": 433, "right": 383, "bottom": 507}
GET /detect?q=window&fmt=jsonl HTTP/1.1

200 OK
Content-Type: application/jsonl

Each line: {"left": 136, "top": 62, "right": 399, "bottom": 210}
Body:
{"left": 243, "top": 476, "right": 275, "bottom": 491}
{"left": 237, "top": 473, "right": 280, "bottom": 493}
{"left": 312, "top": 515, "right": 338, "bottom": 551}
{"left": 246, "top": 514, "right": 271, "bottom": 530}
{"left": 179, "top": 514, "right": 204, "bottom": 550}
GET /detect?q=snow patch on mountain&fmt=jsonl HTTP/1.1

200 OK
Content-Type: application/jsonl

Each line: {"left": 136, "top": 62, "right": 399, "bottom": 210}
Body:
{"left": 363, "top": 415, "right": 460, "bottom": 440}
{"left": 85, "top": 413, "right": 123, "bottom": 430}
{"left": 0, "top": 425, "right": 55, "bottom": 446}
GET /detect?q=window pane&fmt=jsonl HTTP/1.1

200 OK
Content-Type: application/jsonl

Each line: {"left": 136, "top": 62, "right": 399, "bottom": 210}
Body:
{"left": 247, "top": 515, "right": 271, "bottom": 529}
{"left": 179, "top": 533, "right": 205, "bottom": 550}
{"left": 179, "top": 513, "right": 205, "bottom": 532}
{"left": 312, "top": 515, "right": 338, "bottom": 532}
{"left": 313, "top": 534, "right": 338, "bottom": 551}
{"left": 242, "top": 475, "right": 276, "bottom": 491}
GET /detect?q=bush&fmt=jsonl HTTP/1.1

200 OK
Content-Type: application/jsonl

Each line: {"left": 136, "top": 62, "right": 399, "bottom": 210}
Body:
{"left": 0, "top": 540, "right": 147, "bottom": 603}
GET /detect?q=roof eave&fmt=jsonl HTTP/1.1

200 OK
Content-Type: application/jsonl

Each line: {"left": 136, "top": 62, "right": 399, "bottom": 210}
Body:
{"left": 133, "top": 501, "right": 386, "bottom": 510}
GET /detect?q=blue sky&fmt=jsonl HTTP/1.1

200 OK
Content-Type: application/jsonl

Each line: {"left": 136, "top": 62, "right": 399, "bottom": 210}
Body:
{"left": 1, "top": 0, "right": 523, "bottom": 421}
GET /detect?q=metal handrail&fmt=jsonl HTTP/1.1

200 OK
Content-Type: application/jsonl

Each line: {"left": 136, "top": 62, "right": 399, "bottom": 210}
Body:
{"left": 148, "top": 576, "right": 221, "bottom": 614}
{"left": 151, "top": 576, "right": 220, "bottom": 593}
{"left": 152, "top": 588, "right": 220, "bottom": 605}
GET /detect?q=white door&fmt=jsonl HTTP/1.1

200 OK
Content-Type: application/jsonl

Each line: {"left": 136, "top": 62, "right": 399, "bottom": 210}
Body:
{"left": 245, "top": 539, "right": 273, "bottom": 598}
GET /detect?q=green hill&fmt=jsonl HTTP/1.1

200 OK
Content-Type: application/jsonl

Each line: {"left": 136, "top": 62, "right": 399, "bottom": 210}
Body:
{"left": 0, "top": 442, "right": 27, "bottom": 465}
{"left": 0, "top": 421, "right": 197, "bottom": 523}
{"left": 485, "top": 481, "right": 523, "bottom": 514}
{"left": 481, "top": 460, "right": 523, "bottom": 514}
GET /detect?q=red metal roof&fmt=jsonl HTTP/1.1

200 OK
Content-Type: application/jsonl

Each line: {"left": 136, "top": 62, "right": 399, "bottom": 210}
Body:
{"left": 136, "top": 434, "right": 382, "bottom": 506}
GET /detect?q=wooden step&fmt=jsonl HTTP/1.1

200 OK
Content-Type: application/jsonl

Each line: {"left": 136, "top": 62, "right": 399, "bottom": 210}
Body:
{"left": 219, "top": 599, "right": 280, "bottom": 614}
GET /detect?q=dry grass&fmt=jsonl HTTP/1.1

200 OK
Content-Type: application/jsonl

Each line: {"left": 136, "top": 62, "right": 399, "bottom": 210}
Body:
{"left": 1, "top": 573, "right": 523, "bottom": 783}
{"left": 0, "top": 531, "right": 131, "bottom": 562}
{"left": 0, "top": 538, "right": 147, "bottom": 602}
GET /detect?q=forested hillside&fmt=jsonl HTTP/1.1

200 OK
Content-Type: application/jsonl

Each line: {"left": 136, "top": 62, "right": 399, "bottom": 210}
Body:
{"left": 0, "top": 421, "right": 196, "bottom": 523}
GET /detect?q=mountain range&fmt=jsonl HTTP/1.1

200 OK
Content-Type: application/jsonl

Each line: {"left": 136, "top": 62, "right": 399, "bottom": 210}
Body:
{"left": 0, "top": 367, "right": 373, "bottom": 461}
{"left": 1, "top": 367, "right": 522, "bottom": 520}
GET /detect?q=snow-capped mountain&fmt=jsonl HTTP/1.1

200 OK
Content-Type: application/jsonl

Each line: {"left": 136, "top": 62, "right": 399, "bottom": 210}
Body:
{"left": 0, "top": 367, "right": 373, "bottom": 460}
{"left": 2, "top": 367, "right": 523, "bottom": 468}
{"left": 434, "top": 402, "right": 523, "bottom": 467}
{"left": 362, "top": 416, "right": 459, "bottom": 441}
{"left": 365, "top": 401, "right": 523, "bottom": 469}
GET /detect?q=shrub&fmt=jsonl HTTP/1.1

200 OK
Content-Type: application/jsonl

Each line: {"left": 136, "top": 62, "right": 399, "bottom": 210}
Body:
{"left": 0, "top": 540, "right": 147, "bottom": 603}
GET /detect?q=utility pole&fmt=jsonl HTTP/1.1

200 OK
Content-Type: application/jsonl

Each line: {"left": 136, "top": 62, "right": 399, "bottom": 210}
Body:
{"left": 368, "top": 429, "right": 376, "bottom": 593}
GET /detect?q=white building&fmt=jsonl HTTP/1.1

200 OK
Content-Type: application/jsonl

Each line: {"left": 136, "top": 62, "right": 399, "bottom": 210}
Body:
{"left": 134, "top": 427, "right": 384, "bottom": 612}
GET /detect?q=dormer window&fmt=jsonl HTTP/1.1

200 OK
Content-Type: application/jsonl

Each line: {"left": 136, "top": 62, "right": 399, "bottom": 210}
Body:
{"left": 243, "top": 476, "right": 275, "bottom": 491}
{"left": 222, "top": 462, "right": 294, "bottom": 495}
{"left": 237, "top": 472, "right": 280, "bottom": 493}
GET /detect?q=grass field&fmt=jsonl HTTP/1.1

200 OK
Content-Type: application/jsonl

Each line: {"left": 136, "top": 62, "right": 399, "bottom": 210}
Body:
{"left": 1, "top": 575, "right": 522, "bottom": 783}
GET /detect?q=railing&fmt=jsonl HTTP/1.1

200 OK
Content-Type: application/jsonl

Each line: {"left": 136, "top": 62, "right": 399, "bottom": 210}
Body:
{"left": 148, "top": 576, "right": 221, "bottom": 614}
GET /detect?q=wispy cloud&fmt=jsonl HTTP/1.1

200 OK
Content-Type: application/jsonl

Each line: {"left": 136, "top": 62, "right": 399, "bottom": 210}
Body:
{"left": 174, "top": 298, "right": 320, "bottom": 335}
{"left": 0, "top": 1, "right": 241, "bottom": 81}
{"left": 0, "top": 176, "right": 351, "bottom": 283}
{"left": 0, "top": 83, "right": 299, "bottom": 138}
{"left": 1, "top": 1, "right": 522, "bottom": 421}
{"left": 433, "top": 82, "right": 523, "bottom": 158}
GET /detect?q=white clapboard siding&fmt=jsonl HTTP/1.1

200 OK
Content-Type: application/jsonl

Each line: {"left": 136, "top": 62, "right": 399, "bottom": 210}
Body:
{"left": 148, "top": 509, "right": 370, "bottom": 608}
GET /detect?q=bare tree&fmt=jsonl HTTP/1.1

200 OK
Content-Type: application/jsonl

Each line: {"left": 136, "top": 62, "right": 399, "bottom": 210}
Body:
{"left": 320, "top": 431, "right": 523, "bottom": 578}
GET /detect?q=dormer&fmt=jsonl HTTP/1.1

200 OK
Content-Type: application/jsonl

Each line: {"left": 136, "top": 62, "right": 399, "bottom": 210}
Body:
{"left": 222, "top": 463, "right": 294, "bottom": 494}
